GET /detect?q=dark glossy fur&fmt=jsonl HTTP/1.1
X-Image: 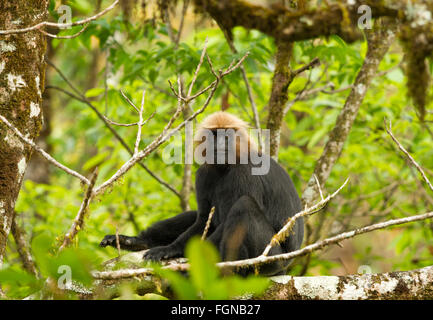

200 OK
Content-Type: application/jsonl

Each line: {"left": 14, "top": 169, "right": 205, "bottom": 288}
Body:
{"left": 100, "top": 157, "right": 304, "bottom": 276}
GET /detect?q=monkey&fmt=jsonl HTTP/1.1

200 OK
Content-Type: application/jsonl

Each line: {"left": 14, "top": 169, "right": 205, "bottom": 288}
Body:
{"left": 100, "top": 111, "right": 304, "bottom": 276}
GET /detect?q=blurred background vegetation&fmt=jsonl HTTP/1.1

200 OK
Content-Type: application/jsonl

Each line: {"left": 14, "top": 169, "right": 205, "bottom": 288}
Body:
{"left": 1, "top": 0, "right": 433, "bottom": 299}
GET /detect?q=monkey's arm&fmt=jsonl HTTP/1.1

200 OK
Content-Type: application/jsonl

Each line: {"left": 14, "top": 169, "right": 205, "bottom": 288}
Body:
{"left": 143, "top": 170, "right": 212, "bottom": 261}
{"left": 142, "top": 200, "right": 211, "bottom": 261}
{"left": 100, "top": 211, "right": 198, "bottom": 251}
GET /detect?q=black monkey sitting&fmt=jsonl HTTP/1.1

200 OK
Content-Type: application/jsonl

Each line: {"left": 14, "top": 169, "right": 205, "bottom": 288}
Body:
{"left": 100, "top": 112, "right": 303, "bottom": 276}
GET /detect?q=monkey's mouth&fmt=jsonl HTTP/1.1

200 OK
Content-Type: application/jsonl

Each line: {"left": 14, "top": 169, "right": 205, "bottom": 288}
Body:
{"left": 213, "top": 151, "right": 239, "bottom": 165}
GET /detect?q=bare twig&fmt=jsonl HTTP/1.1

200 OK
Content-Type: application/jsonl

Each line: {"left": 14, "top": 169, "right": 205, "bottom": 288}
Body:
{"left": 284, "top": 51, "right": 399, "bottom": 116}
{"left": 134, "top": 90, "right": 146, "bottom": 154}
{"left": 163, "top": 8, "right": 176, "bottom": 44}
{"left": 283, "top": 68, "right": 314, "bottom": 115}
{"left": 185, "top": 82, "right": 216, "bottom": 102}
{"left": 385, "top": 119, "right": 433, "bottom": 193}
{"left": 39, "top": 23, "right": 90, "bottom": 39}
{"left": 314, "top": 174, "right": 324, "bottom": 201}
{"left": 101, "top": 117, "right": 139, "bottom": 127}
{"left": 120, "top": 90, "right": 140, "bottom": 113}
{"left": 11, "top": 215, "right": 39, "bottom": 277}
{"left": 182, "top": 48, "right": 250, "bottom": 103}
{"left": 92, "top": 267, "right": 154, "bottom": 280}
{"left": 0, "top": 115, "right": 90, "bottom": 186}
{"left": 46, "top": 61, "right": 82, "bottom": 97}
{"left": 59, "top": 168, "right": 99, "bottom": 251}
{"left": 292, "top": 57, "right": 321, "bottom": 77}
{"left": 321, "top": 85, "right": 354, "bottom": 94}
{"left": 187, "top": 38, "right": 208, "bottom": 98}
{"left": 201, "top": 207, "right": 216, "bottom": 240}
{"left": 115, "top": 227, "right": 121, "bottom": 257}
{"left": 0, "top": 0, "right": 120, "bottom": 35}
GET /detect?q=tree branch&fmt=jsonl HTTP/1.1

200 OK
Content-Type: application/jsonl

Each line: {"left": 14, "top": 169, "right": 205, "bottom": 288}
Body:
{"left": 385, "top": 119, "right": 433, "bottom": 194}
{"left": 0, "top": 115, "right": 91, "bottom": 186}
{"left": 192, "top": 0, "right": 405, "bottom": 43}
{"left": 217, "top": 209, "right": 433, "bottom": 272}
{"left": 0, "top": 0, "right": 120, "bottom": 35}
{"left": 11, "top": 215, "right": 39, "bottom": 277}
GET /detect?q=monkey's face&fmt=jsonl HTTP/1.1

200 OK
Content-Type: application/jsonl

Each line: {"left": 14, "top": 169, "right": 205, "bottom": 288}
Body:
{"left": 195, "top": 128, "right": 249, "bottom": 165}
{"left": 212, "top": 129, "right": 237, "bottom": 165}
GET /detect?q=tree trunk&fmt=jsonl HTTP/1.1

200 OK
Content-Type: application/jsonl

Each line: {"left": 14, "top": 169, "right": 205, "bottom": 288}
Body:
{"left": 24, "top": 37, "right": 54, "bottom": 184}
{"left": 301, "top": 19, "right": 397, "bottom": 208}
{"left": 0, "top": 0, "right": 48, "bottom": 266}
{"left": 266, "top": 40, "right": 293, "bottom": 159}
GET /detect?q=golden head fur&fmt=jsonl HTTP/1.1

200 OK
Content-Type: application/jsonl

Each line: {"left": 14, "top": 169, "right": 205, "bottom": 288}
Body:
{"left": 198, "top": 111, "right": 250, "bottom": 130}
{"left": 195, "top": 112, "right": 257, "bottom": 158}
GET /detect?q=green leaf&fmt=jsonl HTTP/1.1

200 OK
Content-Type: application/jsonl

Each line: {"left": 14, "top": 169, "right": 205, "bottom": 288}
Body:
{"left": 155, "top": 267, "right": 198, "bottom": 300}
{"left": 0, "top": 267, "right": 43, "bottom": 299}
{"left": 186, "top": 237, "right": 220, "bottom": 295}
{"left": 307, "top": 127, "right": 328, "bottom": 149}
{"left": 85, "top": 87, "right": 105, "bottom": 98}
{"left": 82, "top": 151, "right": 110, "bottom": 171}
{"left": 386, "top": 68, "right": 404, "bottom": 83}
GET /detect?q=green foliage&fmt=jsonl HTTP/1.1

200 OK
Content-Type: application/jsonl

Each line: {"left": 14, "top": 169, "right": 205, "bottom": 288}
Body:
{"left": 155, "top": 238, "right": 270, "bottom": 299}
{"left": 0, "top": 267, "right": 43, "bottom": 300}
{"left": 1, "top": 234, "right": 96, "bottom": 299}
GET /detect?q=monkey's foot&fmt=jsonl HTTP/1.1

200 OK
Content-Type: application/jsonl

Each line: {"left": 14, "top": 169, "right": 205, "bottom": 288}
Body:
{"left": 142, "top": 245, "right": 182, "bottom": 261}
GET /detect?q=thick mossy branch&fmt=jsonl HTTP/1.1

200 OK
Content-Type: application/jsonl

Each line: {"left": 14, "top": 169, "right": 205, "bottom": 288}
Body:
{"left": 263, "top": 266, "right": 433, "bottom": 300}
{"left": 400, "top": 23, "right": 433, "bottom": 121}
{"left": 190, "top": 0, "right": 433, "bottom": 123}
{"left": 192, "top": 0, "right": 400, "bottom": 43}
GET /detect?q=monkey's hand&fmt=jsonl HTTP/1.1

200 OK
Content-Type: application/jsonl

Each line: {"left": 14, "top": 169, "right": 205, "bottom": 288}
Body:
{"left": 100, "top": 235, "right": 127, "bottom": 247}
{"left": 142, "top": 245, "right": 182, "bottom": 261}
{"left": 99, "top": 235, "right": 149, "bottom": 251}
